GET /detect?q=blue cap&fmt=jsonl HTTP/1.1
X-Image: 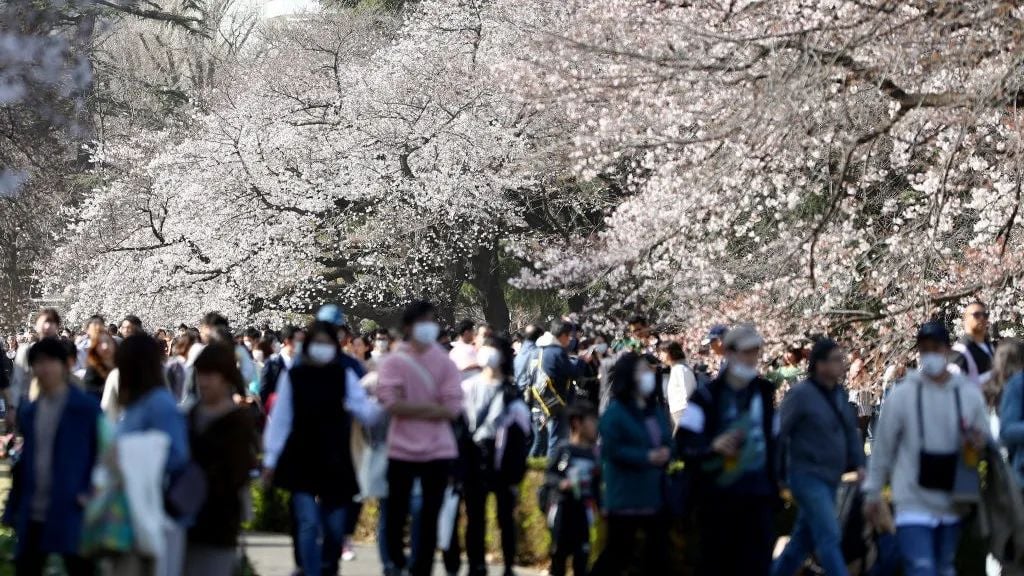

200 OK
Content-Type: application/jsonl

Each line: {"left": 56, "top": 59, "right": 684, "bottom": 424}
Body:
{"left": 316, "top": 304, "right": 345, "bottom": 326}
{"left": 701, "top": 324, "right": 728, "bottom": 345}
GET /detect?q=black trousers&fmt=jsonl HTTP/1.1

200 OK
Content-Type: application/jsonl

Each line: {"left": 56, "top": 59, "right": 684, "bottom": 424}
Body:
{"left": 696, "top": 494, "right": 776, "bottom": 576}
{"left": 463, "top": 474, "right": 517, "bottom": 575}
{"left": 549, "top": 503, "right": 591, "bottom": 576}
{"left": 590, "top": 514, "right": 667, "bottom": 576}
{"left": 386, "top": 458, "right": 450, "bottom": 576}
{"left": 16, "top": 522, "right": 95, "bottom": 576}
{"left": 551, "top": 541, "right": 589, "bottom": 576}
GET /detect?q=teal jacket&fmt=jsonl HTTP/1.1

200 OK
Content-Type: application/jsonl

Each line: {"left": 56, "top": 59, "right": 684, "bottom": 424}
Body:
{"left": 599, "top": 399, "right": 672, "bottom": 514}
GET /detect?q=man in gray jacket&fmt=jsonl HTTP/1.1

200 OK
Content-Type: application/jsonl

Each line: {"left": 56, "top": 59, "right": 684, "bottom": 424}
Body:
{"left": 774, "top": 338, "right": 865, "bottom": 576}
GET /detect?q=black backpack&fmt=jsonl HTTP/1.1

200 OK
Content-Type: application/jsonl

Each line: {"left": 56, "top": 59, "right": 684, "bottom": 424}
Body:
{"left": 478, "top": 383, "right": 531, "bottom": 485}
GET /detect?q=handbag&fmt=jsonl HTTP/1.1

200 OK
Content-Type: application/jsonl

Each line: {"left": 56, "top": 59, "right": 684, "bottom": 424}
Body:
{"left": 359, "top": 446, "right": 389, "bottom": 500}
{"left": 915, "top": 381, "right": 981, "bottom": 502}
{"left": 81, "top": 480, "right": 135, "bottom": 555}
{"left": 165, "top": 461, "right": 208, "bottom": 519}
{"left": 436, "top": 485, "right": 460, "bottom": 551}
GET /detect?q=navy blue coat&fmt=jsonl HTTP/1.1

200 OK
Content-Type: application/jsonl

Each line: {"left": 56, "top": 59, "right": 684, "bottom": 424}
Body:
{"left": 8, "top": 386, "right": 101, "bottom": 556}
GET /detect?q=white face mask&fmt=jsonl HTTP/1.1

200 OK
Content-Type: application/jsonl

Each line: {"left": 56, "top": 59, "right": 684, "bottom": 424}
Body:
{"left": 920, "top": 352, "right": 948, "bottom": 378}
{"left": 308, "top": 342, "right": 337, "bottom": 365}
{"left": 476, "top": 346, "right": 501, "bottom": 370}
{"left": 594, "top": 343, "right": 609, "bottom": 355}
{"left": 728, "top": 362, "right": 759, "bottom": 386}
{"left": 412, "top": 321, "right": 440, "bottom": 345}
{"left": 638, "top": 371, "right": 657, "bottom": 397}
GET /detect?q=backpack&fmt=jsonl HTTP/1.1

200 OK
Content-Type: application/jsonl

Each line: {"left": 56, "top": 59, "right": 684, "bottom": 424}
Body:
{"left": 165, "top": 362, "right": 185, "bottom": 403}
{"left": 530, "top": 348, "right": 566, "bottom": 417}
{"left": 478, "top": 383, "right": 531, "bottom": 485}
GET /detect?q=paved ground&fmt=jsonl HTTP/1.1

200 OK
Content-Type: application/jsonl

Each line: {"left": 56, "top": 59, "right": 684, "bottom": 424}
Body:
{"left": 244, "top": 533, "right": 542, "bottom": 576}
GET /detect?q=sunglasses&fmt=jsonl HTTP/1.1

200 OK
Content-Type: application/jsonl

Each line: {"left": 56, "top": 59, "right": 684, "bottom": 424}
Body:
{"left": 971, "top": 311, "right": 990, "bottom": 319}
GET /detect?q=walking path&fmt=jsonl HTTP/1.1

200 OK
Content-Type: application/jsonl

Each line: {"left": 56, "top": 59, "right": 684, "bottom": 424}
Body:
{"left": 243, "top": 533, "right": 543, "bottom": 576}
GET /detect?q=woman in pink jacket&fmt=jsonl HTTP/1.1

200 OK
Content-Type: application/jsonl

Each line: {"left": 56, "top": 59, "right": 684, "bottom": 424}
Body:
{"left": 376, "top": 300, "right": 464, "bottom": 576}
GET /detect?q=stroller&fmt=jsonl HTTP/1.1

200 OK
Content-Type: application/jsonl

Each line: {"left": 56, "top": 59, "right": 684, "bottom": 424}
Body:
{"left": 798, "top": 480, "right": 899, "bottom": 576}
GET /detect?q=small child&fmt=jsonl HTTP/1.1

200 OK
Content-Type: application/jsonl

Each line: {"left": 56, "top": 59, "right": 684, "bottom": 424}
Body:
{"left": 540, "top": 401, "right": 600, "bottom": 576}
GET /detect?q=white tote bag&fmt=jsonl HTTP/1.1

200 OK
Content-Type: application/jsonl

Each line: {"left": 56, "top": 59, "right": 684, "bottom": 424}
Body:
{"left": 436, "top": 486, "right": 460, "bottom": 551}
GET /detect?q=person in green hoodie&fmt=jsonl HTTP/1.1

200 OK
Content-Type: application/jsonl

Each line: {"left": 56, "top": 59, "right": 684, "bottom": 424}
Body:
{"left": 590, "top": 352, "right": 672, "bottom": 576}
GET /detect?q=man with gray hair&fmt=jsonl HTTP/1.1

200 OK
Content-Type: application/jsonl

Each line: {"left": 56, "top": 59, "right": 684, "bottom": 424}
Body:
{"left": 677, "top": 323, "right": 779, "bottom": 576}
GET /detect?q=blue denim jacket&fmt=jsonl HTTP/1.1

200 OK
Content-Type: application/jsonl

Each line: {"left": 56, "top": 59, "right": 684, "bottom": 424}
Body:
{"left": 117, "top": 387, "right": 190, "bottom": 478}
{"left": 999, "top": 371, "right": 1024, "bottom": 486}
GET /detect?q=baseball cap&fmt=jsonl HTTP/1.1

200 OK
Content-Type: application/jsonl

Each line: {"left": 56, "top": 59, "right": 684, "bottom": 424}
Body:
{"left": 701, "top": 324, "right": 729, "bottom": 346}
{"left": 722, "top": 323, "right": 764, "bottom": 352}
{"left": 316, "top": 304, "right": 345, "bottom": 327}
{"left": 916, "top": 321, "right": 950, "bottom": 346}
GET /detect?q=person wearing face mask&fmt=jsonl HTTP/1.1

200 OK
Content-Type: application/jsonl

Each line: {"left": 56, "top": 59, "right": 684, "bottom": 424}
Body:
{"left": 457, "top": 337, "right": 532, "bottom": 576}
{"left": 676, "top": 323, "right": 779, "bottom": 576}
{"left": 259, "top": 326, "right": 303, "bottom": 412}
{"left": 262, "top": 321, "right": 382, "bottom": 576}
{"left": 376, "top": 300, "right": 465, "bottom": 576}
{"left": 863, "top": 321, "right": 990, "bottom": 576}
{"left": 589, "top": 352, "right": 671, "bottom": 576}
{"left": 533, "top": 320, "right": 587, "bottom": 454}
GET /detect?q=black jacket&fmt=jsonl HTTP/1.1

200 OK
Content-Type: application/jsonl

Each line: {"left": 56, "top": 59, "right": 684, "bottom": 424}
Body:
{"left": 81, "top": 367, "right": 107, "bottom": 402}
{"left": 188, "top": 406, "right": 256, "bottom": 547}
{"left": 676, "top": 374, "right": 779, "bottom": 498}
{"left": 952, "top": 337, "right": 994, "bottom": 380}
{"left": 259, "top": 355, "right": 286, "bottom": 406}
{"left": 273, "top": 362, "right": 358, "bottom": 506}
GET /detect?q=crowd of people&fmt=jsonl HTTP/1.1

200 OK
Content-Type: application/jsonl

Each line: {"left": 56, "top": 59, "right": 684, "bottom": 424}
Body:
{"left": 0, "top": 299, "right": 1023, "bottom": 576}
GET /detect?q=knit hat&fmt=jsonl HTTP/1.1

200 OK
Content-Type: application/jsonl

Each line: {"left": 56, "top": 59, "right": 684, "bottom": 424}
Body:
{"left": 807, "top": 338, "right": 839, "bottom": 377}
{"left": 722, "top": 323, "right": 763, "bottom": 352}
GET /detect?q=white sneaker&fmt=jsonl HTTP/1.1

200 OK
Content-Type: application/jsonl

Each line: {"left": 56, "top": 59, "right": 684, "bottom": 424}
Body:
{"left": 342, "top": 546, "right": 356, "bottom": 562}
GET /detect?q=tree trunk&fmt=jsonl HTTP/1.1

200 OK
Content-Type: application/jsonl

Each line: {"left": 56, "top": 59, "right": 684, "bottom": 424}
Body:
{"left": 470, "top": 241, "right": 510, "bottom": 334}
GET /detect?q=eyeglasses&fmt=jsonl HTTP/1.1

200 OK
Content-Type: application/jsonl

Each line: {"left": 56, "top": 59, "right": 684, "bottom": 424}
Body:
{"left": 971, "top": 311, "right": 990, "bottom": 319}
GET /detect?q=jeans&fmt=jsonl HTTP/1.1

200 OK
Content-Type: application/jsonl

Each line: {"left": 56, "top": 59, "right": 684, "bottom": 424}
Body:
{"left": 868, "top": 531, "right": 900, "bottom": 576}
{"left": 529, "top": 411, "right": 548, "bottom": 458}
{"left": 291, "top": 492, "right": 346, "bottom": 576}
{"left": 547, "top": 414, "right": 567, "bottom": 454}
{"left": 386, "top": 459, "right": 450, "bottom": 576}
{"left": 895, "top": 523, "right": 960, "bottom": 576}
{"left": 772, "top": 473, "right": 847, "bottom": 576}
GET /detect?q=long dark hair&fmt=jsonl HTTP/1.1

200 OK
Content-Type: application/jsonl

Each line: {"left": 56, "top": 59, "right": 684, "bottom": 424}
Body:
{"left": 193, "top": 342, "right": 245, "bottom": 397}
{"left": 611, "top": 352, "right": 642, "bottom": 404}
{"left": 116, "top": 334, "right": 165, "bottom": 407}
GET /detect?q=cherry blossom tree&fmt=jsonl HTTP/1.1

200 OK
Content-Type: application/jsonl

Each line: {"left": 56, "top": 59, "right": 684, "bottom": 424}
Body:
{"left": 0, "top": 0, "right": 206, "bottom": 329}
{"left": 50, "top": 2, "right": 606, "bottom": 330}
{"left": 505, "top": 0, "right": 1024, "bottom": 374}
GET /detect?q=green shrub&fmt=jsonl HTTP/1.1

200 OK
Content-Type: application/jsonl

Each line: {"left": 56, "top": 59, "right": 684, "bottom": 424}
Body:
{"left": 246, "top": 485, "right": 292, "bottom": 534}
